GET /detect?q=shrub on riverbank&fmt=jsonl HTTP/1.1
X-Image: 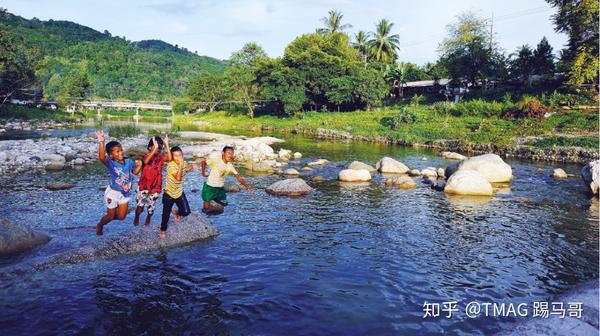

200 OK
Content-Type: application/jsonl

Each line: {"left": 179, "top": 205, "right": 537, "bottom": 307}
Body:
{"left": 0, "top": 105, "right": 84, "bottom": 121}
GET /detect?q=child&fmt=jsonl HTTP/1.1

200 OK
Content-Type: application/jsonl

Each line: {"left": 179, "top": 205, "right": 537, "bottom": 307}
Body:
{"left": 201, "top": 146, "right": 252, "bottom": 212}
{"left": 95, "top": 130, "right": 142, "bottom": 235}
{"left": 160, "top": 146, "right": 197, "bottom": 239}
{"left": 133, "top": 135, "right": 172, "bottom": 226}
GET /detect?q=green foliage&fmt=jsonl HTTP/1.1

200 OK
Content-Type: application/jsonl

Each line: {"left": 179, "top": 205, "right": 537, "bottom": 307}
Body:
{"left": 106, "top": 125, "right": 141, "bottom": 138}
{"left": 503, "top": 96, "right": 548, "bottom": 119}
{"left": 532, "top": 135, "right": 597, "bottom": 149}
{"left": 381, "top": 106, "right": 422, "bottom": 129}
{"left": 0, "top": 11, "right": 227, "bottom": 101}
{"left": 0, "top": 21, "right": 35, "bottom": 102}
{"left": 442, "top": 99, "right": 505, "bottom": 117}
{"left": 546, "top": 0, "right": 599, "bottom": 87}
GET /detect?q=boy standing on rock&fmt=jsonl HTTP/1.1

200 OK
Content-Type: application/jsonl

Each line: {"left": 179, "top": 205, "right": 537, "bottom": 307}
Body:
{"left": 201, "top": 146, "right": 252, "bottom": 213}
{"left": 95, "top": 130, "right": 142, "bottom": 235}
{"left": 133, "top": 135, "right": 172, "bottom": 226}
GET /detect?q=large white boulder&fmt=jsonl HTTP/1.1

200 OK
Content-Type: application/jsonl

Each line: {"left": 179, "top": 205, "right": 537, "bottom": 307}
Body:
{"left": 385, "top": 175, "right": 417, "bottom": 189}
{"left": 339, "top": 169, "right": 372, "bottom": 182}
{"left": 375, "top": 157, "right": 409, "bottom": 174}
{"left": 442, "top": 151, "right": 467, "bottom": 160}
{"left": 446, "top": 154, "right": 512, "bottom": 183}
{"left": 582, "top": 160, "right": 600, "bottom": 196}
{"left": 444, "top": 170, "right": 493, "bottom": 196}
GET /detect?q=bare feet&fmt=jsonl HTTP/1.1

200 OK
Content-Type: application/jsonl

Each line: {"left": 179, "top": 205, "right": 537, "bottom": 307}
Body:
{"left": 133, "top": 218, "right": 139, "bottom": 226}
{"left": 144, "top": 220, "right": 151, "bottom": 226}
{"left": 96, "top": 223, "right": 103, "bottom": 236}
{"left": 172, "top": 210, "right": 181, "bottom": 222}
{"left": 159, "top": 230, "right": 166, "bottom": 239}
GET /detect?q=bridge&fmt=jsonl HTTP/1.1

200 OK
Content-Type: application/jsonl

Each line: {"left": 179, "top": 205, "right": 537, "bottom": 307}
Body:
{"left": 74, "top": 100, "right": 173, "bottom": 111}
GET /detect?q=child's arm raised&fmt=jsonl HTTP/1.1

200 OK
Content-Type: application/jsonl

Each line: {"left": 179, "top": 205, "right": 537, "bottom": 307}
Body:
{"left": 96, "top": 130, "right": 107, "bottom": 165}
{"left": 164, "top": 134, "right": 173, "bottom": 162}
{"left": 143, "top": 137, "right": 159, "bottom": 165}
{"left": 134, "top": 159, "right": 143, "bottom": 175}
{"left": 235, "top": 174, "right": 253, "bottom": 192}
{"left": 173, "top": 160, "right": 185, "bottom": 181}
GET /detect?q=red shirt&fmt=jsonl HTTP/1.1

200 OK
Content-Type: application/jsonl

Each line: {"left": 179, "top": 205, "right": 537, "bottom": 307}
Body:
{"left": 138, "top": 154, "right": 166, "bottom": 194}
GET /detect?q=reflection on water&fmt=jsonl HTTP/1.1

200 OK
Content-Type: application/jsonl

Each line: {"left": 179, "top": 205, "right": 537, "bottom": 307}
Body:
{"left": 0, "top": 123, "right": 598, "bottom": 335}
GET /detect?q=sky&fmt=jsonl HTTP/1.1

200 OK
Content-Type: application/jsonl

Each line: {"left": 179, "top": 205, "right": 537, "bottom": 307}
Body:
{"left": 3, "top": 0, "right": 567, "bottom": 64}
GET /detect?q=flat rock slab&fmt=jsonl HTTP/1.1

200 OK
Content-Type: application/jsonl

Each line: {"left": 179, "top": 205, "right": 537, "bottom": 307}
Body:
{"left": 497, "top": 279, "right": 599, "bottom": 336}
{"left": 39, "top": 213, "right": 218, "bottom": 268}
{"left": 0, "top": 220, "right": 51, "bottom": 256}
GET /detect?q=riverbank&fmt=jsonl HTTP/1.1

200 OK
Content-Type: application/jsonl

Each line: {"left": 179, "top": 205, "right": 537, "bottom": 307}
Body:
{"left": 174, "top": 109, "right": 599, "bottom": 164}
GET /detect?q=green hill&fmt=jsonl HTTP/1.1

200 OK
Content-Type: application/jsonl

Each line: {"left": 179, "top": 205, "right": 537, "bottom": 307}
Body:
{"left": 0, "top": 10, "right": 227, "bottom": 101}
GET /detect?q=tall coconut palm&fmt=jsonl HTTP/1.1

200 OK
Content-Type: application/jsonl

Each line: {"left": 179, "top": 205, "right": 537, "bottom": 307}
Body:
{"left": 318, "top": 10, "right": 352, "bottom": 35}
{"left": 352, "top": 31, "right": 370, "bottom": 65}
{"left": 368, "top": 19, "right": 400, "bottom": 63}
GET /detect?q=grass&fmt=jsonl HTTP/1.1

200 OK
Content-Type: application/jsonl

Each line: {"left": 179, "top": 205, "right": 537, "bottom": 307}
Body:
{"left": 106, "top": 125, "right": 141, "bottom": 138}
{"left": 0, "top": 105, "right": 86, "bottom": 121}
{"left": 532, "top": 136, "right": 598, "bottom": 149}
{"left": 171, "top": 104, "right": 598, "bottom": 149}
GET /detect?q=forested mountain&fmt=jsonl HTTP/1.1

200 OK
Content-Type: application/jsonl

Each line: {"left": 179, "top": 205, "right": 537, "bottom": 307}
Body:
{"left": 0, "top": 10, "right": 227, "bottom": 101}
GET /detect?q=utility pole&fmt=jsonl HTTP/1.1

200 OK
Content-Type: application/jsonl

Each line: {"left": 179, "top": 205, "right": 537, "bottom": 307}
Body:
{"left": 489, "top": 12, "right": 494, "bottom": 51}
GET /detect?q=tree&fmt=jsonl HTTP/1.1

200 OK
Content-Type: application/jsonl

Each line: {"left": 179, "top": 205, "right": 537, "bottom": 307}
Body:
{"left": 318, "top": 10, "right": 352, "bottom": 35}
{"left": 352, "top": 31, "right": 370, "bottom": 66}
{"left": 532, "top": 37, "right": 555, "bottom": 76}
{"left": 225, "top": 42, "right": 267, "bottom": 118}
{"left": 438, "top": 11, "right": 503, "bottom": 87}
{"left": 229, "top": 41, "right": 267, "bottom": 67}
{"left": 546, "top": 0, "right": 599, "bottom": 88}
{"left": 509, "top": 45, "right": 534, "bottom": 83}
{"left": 56, "top": 65, "right": 90, "bottom": 106}
{"left": 254, "top": 57, "right": 306, "bottom": 115}
{"left": 353, "top": 68, "right": 387, "bottom": 110}
{"left": 368, "top": 19, "right": 400, "bottom": 63}
{"left": 0, "top": 21, "right": 35, "bottom": 105}
{"left": 185, "top": 73, "right": 230, "bottom": 112}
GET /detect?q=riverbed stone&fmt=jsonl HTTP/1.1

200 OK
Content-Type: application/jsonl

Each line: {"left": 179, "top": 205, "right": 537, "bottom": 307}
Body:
{"left": 385, "top": 175, "right": 417, "bottom": 189}
{"left": 47, "top": 182, "right": 74, "bottom": 190}
{"left": 224, "top": 183, "right": 241, "bottom": 192}
{"left": 444, "top": 170, "right": 493, "bottom": 196}
{"left": 445, "top": 153, "right": 512, "bottom": 183}
{"left": 437, "top": 168, "right": 446, "bottom": 179}
{"left": 408, "top": 169, "right": 421, "bottom": 176}
{"left": 339, "top": 169, "right": 372, "bottom": 182}
{"left": 0, "top": 219, "right": 51, "bottom": 256}
{"left": 347, "top": 161, "right": 376, "bottom": 172}
{"left": 245, "top": 161, "right": 274, "bottom": 173}
{"left": 442, "top": 151, "right": 467, "bottom": 160}
{"left": 284, "top": 168, "right": 300, "bottom": 175}
{"left": 44, "top": 162, "right": 65, "bottom": 171}
{"left": 421, "top": 167, "right": 438, "bottom": 178}
{"left": 202, "top": 201, "right": 225, "bottom": 215}
{"left": 308, "top": 159, "right": 329, "bottom": 166}
{"left": 73, "top": 158, "right": 85, "bottom": 165}
{"left": 301, "top": 166, "right": 313, "bottom": 172}
{"left": 266, "top": 178, "right": 313, "bottom": 196}
{"left": 375, "top": 157, "right": 409, "bottom": 174}
{"left": 293, "top": 152, "right": 302, "bottom": 159}
{"left": 581, "top": 160, "right": 600, "bottom": 196}
{"left": 552, "top": 168, "right": 568, "bottom": 179}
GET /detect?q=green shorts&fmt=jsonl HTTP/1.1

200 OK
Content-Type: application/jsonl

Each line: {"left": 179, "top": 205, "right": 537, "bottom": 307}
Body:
{"left": 202, "top": 182, "right": 228, "bottom": 206}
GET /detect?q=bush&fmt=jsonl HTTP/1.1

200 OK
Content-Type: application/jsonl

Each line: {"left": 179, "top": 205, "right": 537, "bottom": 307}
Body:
{"left": 503, "top": 96, "right": 548, "bottom": 119}
{"left": 446, "top": 99, "right": 504, "bottom": 117}
{"left": 381, "top": 106, "right": 421, "bottom": 129}
{"left": 107, "top": 125, "right": 141, "bottom": 138}
{"left": 432, "top": 101, "right": 453, "bottom": 115}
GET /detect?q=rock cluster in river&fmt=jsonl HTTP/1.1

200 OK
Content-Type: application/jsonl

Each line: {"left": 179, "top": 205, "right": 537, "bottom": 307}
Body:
{"left": 581, "top": 160, "right": 600, "bottom": 196}
{"left": 0, "top": 119, "right": 81, "bottom": 133}
{"left": 0, "top": 133, "right": 147, "bottom": 175}
{"left": 266, "top": 178, "right": 314, "bottom": 196}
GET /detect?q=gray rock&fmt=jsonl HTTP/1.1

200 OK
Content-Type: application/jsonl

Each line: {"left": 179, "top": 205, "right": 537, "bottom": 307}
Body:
{"left": 202, "top": 201, "right": 225, "bottom": 215}
{"left": 348, "top": 161, "right": 376, "bottom": 172}
{"left": 47, "top": 182, "right": 74, "bottom": 191}
{"left": 385, "top": 175, "right": 417, "bottom": 189}
{"left": 224, "top": 183, "right": 241, "bottom": 192}
{"left": 44, "top": 162, "right": 65, "bottom": 171}
{"left": 266, "top": 178, "right": 313, "bottom": 196}
{"left": 0, "top": 220, "right": 51, "bottom": 256}
{"left": 552, "top": 168, "right": 568, "bottom": 179}
{"left": 581, "top": 160, "right": 600, "bottom": 196}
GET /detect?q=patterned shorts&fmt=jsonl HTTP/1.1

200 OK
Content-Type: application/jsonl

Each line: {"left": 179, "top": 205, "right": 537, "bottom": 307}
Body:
{"left": 135, "top": 188, "right": 160, "bottom": 215}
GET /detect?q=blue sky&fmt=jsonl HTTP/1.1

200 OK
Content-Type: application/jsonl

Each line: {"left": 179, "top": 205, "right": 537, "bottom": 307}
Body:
{"left": 4, "top": 0, "right": 567, "bottom": 64}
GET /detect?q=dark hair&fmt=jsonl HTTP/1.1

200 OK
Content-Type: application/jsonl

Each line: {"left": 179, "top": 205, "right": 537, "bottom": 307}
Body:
{"left": 170, "top": 146, "right": 182, "bottom": 154}
{"left": 147, "top": 136, "right": 164, "bottom": 150}
{"left": 222, "top": 146, "right": 234, "bottom": 153}
{"left": 105, "top": 141, "right": 121, "bottom": 153}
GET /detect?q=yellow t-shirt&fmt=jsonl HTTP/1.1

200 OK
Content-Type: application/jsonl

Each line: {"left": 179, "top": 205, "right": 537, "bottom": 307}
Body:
{"left": 206, "top": 158, "right": 238, "bottom": 187}
{"left": 165, "top": 161, "right": 185, "bottom": 198}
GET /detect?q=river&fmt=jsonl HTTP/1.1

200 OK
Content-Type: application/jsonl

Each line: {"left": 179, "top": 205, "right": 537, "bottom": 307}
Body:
{"left": 0, "top": 119, "right": 597, "bottom": 335}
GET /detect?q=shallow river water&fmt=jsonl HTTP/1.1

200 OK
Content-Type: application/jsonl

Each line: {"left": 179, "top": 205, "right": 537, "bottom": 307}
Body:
{"left": 0, "top": 129, "right": 598, "bottom": 335}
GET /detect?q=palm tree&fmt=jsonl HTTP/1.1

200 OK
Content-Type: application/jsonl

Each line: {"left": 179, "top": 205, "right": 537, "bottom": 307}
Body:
{"left": 318, "top": 10, "right": 352, "bottom": 35}
{"left": 352, "top": 31, "right": 370, "bottom": 66}
{"left": 368, "top": 19, "right": 400, "bottom": 63}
